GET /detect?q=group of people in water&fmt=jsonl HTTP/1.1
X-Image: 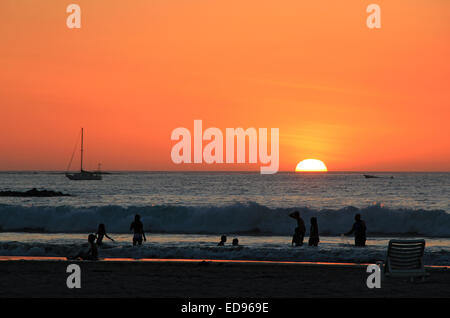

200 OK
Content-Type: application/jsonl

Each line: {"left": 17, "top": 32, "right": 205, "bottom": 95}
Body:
{"left": 217, "top": 235, "right": 239, "bottom": 246}
{"left": 289, "top": 210, "right": 367, "bottom": 247}
{"left": 69, "top": 212, "right": 367, "bottom": 261}
{"left": 69, "top": 214, "right": 146, "bottom": 260}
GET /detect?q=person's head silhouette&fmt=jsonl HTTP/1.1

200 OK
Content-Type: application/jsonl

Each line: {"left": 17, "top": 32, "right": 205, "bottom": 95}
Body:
{"left": 217, "top": 235, "right": 227, "bottom": 246}
{"left": 88, "top": 234, "right": 96, "bottom": 244}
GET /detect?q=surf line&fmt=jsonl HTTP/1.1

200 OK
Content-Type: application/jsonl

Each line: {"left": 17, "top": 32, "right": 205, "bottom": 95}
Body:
{"left": 170, "top": 120, "right": 279, "bottom": 174}
{"left": 1, "top": 257, "right": 448, "bottom": 269}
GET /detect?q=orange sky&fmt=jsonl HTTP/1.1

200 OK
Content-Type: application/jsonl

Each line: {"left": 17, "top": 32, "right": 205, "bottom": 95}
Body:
{"left": 0, "top": 0, "right": 449, "bottom": 171}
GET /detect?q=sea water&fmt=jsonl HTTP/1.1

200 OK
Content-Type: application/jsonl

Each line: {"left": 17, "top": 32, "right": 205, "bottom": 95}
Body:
{"left": 0, "top": 172, "right": 449, "bottom": 265}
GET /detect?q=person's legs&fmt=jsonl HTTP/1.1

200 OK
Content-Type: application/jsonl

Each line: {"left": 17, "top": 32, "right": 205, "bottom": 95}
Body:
{"left": 355, "top": 237, "right": 366, "bottom": 247}
{"left": 70, "top": 251, "right": 86, "bottom": 259}
{"left": 78, "top": 253, "right": 90, "bottom": 260}
{"left": 80, "top": 254, "right": 98, "bottom": 261}
{"left": 133, "top": 233, "right": 143, "bottom": 246}
{"left": 299, "top": 233, "right": 304, "bottom": 246}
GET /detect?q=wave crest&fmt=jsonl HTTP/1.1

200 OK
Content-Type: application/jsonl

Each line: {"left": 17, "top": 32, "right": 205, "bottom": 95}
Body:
{"left": 0, "top": 202, "right": 449, "bottom": 236}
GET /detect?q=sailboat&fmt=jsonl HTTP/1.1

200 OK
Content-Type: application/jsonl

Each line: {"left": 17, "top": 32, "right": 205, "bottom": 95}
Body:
{"left": 65, "top": 128, "right": 102, "bottom": 180}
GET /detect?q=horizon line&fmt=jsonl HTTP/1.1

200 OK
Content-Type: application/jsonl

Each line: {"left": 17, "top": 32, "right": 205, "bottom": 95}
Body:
{"left": 0, "top": 170, "right": 449, "bottom": 173}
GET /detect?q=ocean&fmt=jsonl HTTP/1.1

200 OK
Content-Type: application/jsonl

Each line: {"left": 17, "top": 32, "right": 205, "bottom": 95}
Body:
{"left": 0, "top": 171, "right": 449, "bottom": 265}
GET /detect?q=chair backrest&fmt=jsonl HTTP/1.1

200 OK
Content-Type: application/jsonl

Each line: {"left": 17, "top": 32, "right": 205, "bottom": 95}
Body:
{"left": 387, "top": 239, "right": 425, "bottom": 270}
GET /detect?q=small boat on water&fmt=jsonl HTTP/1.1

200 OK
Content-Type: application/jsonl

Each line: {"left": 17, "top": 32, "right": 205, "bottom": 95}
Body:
{"left": 65, "top": 128, "right": 102, "bottom": 181}
{"left": 364, "top": 174, "right": 380, "bottom": 178}
{"left": 66, "top": 170, "right": 102, "bottom": 180}
{"left": 364, "top": 174, "right": 394, "bottom": 179}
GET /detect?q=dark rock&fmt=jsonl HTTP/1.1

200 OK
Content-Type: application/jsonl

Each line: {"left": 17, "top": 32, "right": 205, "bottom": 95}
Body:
{"left": 0, "top": 188, "right": 71, "bottom": 197}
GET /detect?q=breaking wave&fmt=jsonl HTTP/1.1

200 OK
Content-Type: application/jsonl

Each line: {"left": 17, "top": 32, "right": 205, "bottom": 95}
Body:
{"left": 0, "top": 202, "right": 449, "bottom": 237}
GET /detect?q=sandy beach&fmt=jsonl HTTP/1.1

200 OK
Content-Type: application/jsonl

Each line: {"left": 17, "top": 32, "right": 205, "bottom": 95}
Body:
{"left": 0, "top": 259, "right": 449, "bottom": 298}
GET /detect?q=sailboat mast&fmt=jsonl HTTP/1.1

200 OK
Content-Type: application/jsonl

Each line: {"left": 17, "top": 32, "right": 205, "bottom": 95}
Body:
{"left": 80, "top": 128, "right": 84, "bottom": 172}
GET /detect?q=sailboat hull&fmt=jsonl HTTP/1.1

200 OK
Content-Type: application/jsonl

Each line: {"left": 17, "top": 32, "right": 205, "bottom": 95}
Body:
{"left": 65, "top": 171, "right": 102, "bottom": 180}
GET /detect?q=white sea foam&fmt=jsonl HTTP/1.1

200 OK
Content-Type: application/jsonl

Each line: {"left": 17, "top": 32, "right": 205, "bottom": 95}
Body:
{"left": 0, "top": 238, "right": 449, "bottom": 265}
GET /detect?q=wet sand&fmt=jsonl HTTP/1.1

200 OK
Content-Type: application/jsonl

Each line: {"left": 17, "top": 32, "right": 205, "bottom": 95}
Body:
{"left": 0, "top": 260, "right": 449, "bottom": 298}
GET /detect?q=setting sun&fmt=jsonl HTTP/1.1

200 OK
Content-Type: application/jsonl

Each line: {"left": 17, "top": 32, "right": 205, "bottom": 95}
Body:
{"left": 295, "top": 159, "right": 328, "bottom": 172}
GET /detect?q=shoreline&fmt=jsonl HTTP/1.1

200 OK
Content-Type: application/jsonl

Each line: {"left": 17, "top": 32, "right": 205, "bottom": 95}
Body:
{"left": 0, "top": 256, "right": 449, "bottom": 269}
{"left": 1, "top": 230, "right": 450, "bottom": 239}
{"left": 0, "top": 259, "right": 449, "bottom": 297}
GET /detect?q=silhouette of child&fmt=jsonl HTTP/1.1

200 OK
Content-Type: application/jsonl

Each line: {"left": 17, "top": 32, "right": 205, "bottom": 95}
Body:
{"left": 232, "top": 238, "right": 239, "bottom": 246}
{"left": 218, "top": 235, "right": 227, "bottom": 246}
{"left": 68, "top": 234, "right": 98, "bottom": 260}
{"left": 96, "top": 223, "right": 115, "bottom": 246}
{"left": 308, "top": 217, "right": 320, "bottom": 247}
{"left": 130, "top": 214, "right": 147, "bottom": 246}
{"left": 289, "top": 211, "right": 305, "bottom": 246}
{"left": 292, "top": 227, "right": 303, "bottom": 246}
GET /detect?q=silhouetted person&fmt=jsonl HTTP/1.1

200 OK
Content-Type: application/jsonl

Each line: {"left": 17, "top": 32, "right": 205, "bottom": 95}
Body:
{"left": 292, "top": 227, "right": 303, "bottom": 246}
{"left": 218, "top": 235, "right": 227, "bottom": 246}
{"left": 308, "top": 217, "right": 320, "bottom": 247}
{"left": 232, "top": 238, "right": 239, "bottom": 246}
{"left": 96, "top": 223, "right": 115, "bottom": 246}
{"left": 345, "top": 214, "right": 367, "bottom": 247}
{"left": 68, "top": 234, "right": 98, "bottom": 260}
{"left": 289, "top": 211, "right": 305, "bottom": 246}
{"left": 130, "top": 214, "right": 146, "bottom": 246}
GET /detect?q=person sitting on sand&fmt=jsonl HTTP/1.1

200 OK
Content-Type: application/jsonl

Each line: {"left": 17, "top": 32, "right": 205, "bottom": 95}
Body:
{"left": 232, "top": 238, "right": 239, "bottom": 246}
{"left": 345, "top": 214, "right": 367, "bottom": 247}
{"left": 96, "top": 223, "right": 115, "bottom": 246}
{"left": 218, "top": 235, "right": 227, "bottom": 246}
{"left": 308, "top": 217, "right": 320, "bottom": 247}
{"left": 68, "top": 234, "right": 98, "bottom": 261}
{"left": 289, "top": 211, "right": 305, "bottom": 246}
{"left": 130, "top": 214, "right": 146, "bottom": 246}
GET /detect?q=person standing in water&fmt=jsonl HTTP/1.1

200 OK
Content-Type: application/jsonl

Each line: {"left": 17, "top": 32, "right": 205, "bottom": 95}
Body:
{"left": 289, "top": 211, "right": 306, "bottom": 246}
{"left": 308, "top": 217, "right": 320, "bottom": 247}
{"left": 345, "top": 214, "right": 367, "bottom": 247}
{"left": 292, "top": 227, "right": 302, "bottom": 246}
{"left": 130, "top": 214, "right": 146, "bottom": 246}
{"left": 96, "top": 223, "right": 115, "bottom": 246}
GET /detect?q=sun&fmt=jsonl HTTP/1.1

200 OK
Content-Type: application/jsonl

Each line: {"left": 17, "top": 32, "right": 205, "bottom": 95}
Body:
{"left": 295, "top": 159, "right": 328, "bottom": 172}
